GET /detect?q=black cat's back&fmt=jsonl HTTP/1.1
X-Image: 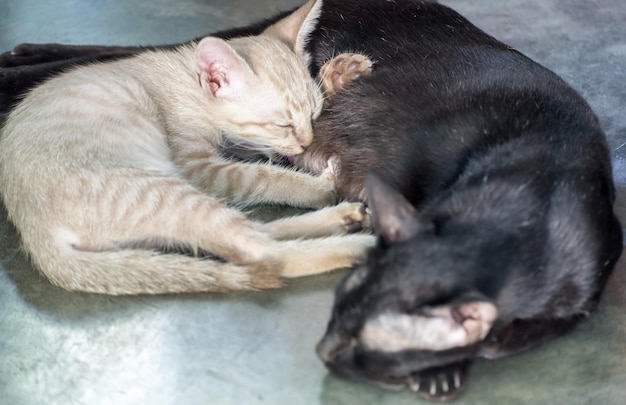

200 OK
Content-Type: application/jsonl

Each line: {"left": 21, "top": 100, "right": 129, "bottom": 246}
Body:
{"left": 302, "top": 0, "right": 615, "bottom": 208}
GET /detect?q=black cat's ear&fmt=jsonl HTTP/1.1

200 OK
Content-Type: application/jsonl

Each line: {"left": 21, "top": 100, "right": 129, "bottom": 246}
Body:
{"left": 365, "top": 169, "right": 433, "bottom": 243}
{"left": 263, "top": 0, "right": 322, "bottom": 63}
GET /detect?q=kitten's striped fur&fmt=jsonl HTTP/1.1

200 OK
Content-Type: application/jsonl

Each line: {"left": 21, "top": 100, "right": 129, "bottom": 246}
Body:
{"left": 0, "top": 0, "right": 374, "bottom": 295}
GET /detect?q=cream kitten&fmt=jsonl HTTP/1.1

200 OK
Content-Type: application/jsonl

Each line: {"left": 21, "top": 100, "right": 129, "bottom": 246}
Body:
{"left": 0, "top": 0, "right": 374, "bottom": 295}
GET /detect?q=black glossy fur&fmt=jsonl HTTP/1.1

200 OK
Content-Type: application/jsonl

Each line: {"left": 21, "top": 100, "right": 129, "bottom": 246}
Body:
{"left": 0, "top": 0, "right": 622, "bottom": 401}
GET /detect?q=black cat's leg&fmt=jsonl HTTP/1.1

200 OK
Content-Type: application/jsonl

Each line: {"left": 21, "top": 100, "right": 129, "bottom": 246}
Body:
{"left": 407, "top": 361, "right": 471, "bottom": 402}
{"left": 0, "top": 44, "right": 151, "bottom": 113}
{"left": 478, "top": 317, "right": 582, "bottom": 360}
{"left": 0, "top": 43, "right": 137, "bottom": 67}
{"left": 359, "top": 298, "right": 498, "bottom": 354}
{"left": 320, "top": 53, "right": 373, "bottom": 97}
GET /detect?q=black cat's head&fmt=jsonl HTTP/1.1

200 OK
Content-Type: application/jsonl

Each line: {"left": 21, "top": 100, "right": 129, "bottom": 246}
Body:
{"left": 316, "top": 170, "right": 498, "bottom": 390}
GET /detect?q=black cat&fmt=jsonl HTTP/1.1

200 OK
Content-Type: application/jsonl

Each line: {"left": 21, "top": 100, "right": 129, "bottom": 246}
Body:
{"left": 0, "top": 0, "right": 622, "bottom": 401}
{"left": 300, "top": 0, "right": 623, "bottom": 401}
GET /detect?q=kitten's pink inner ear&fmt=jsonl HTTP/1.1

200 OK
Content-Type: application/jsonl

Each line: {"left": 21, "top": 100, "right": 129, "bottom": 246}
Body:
{"left": 198, "top": 63, "right": 227, "bottom": 97}
{"left": 194, "top": 37, "right": 249, "bottom": 99}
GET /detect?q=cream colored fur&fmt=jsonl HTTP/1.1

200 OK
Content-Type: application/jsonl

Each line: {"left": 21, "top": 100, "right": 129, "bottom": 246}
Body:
{"left": 0, "top": 0, "right": 375, "bottom": 295}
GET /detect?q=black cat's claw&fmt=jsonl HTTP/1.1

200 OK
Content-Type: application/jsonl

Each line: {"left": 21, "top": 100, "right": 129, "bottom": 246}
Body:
{"left": 406, "top": 362, "right": 469, "bottom": 402}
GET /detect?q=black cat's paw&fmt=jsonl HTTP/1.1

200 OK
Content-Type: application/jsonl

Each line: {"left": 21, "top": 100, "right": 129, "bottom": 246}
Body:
{"left": 0, "top": 43, "right": 61, "bottom": 67}
{"left": 0, "top": 43, "right": 135, "bottom": 69}
{"left": 359, "top": 300, "right": 498, "bottom": 353}
{"left": 407, "top": 361, "right": 469, "bottom": 402}
{"left": 9, "top": 43, "right": 46, "bottom": 56}
{"left": 320, "top": 53, "right": 373, "bottom": 97}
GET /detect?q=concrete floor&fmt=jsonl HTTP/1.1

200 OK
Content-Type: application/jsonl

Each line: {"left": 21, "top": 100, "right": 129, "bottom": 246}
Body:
{"left": 1, "top": 0, "right": 625, "bottom": 404}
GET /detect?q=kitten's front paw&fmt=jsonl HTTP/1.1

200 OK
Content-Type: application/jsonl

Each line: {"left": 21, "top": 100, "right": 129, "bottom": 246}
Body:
{"left": 308, "top": 174, "right": 337, "bottom": 208}
{"left": 305, "top": 157, "right": 338, "bottom": 208}
{"left": 320, "top": 53, "right": 374, "bottom": 97}
{"left": 333, "top": 202, "right": 371, "bottom": 233}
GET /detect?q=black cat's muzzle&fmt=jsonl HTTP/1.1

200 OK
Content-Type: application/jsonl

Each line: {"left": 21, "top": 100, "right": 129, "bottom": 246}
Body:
{"left": 316, "top": 331, "right": 407, "bottom": 390}
{"left": 316, "top": 326, "right": 481, "bottom": 396}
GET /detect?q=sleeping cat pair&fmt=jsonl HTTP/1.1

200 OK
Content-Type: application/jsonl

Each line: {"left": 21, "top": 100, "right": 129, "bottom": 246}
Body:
{"left": 1, "top": 0, "right": 622, "bottom": 402}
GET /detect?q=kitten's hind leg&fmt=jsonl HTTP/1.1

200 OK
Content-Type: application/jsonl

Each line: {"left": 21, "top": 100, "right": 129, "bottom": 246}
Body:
{"left": 320, "top": 53, "right": 374, "bottom": 97}
{"left": 269, "top": 233, "right": 376, "bottom": 278}
{"left": 96, "top": 174, "right": 373, "bottom": 276}
{"left": 259, "top": 201, "right": 370, "bottom": 240}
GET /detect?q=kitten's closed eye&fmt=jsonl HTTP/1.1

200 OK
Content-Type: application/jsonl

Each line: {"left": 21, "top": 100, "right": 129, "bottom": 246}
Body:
{"left": 275, "top": 123, "right": 295, "bottom": 130}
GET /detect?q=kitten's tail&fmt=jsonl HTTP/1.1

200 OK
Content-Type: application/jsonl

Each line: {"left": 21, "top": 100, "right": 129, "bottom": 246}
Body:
{"left": 36, "top": 247, "right": 282, "bottom": 295}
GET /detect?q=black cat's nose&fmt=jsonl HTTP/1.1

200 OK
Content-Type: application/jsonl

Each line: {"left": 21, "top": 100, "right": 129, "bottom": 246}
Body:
{"left": 316, "top": 332, "right": 353, "bottom": 364}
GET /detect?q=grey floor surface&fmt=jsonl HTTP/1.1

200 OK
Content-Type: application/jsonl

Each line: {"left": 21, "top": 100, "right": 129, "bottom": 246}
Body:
{"left": 1, "top": 0, "right": 625, "bottom": 404}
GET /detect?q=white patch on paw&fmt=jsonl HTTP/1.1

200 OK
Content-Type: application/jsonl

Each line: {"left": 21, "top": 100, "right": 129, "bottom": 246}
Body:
{"left": 359, "top": 302, "right": 498, "bottom": 353}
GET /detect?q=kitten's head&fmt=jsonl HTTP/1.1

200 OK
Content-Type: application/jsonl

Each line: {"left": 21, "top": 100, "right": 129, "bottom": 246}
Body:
{"left": 316, "top": 170, "right": 498, "bottom": 389}
{"left": 194, "top": 0, "right": 324, "bottom": 158}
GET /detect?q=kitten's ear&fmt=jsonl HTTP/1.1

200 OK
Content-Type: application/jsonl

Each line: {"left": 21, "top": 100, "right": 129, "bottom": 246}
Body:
{"left": 194, "top": 37, "right": 252, "bottom": 100}
{"left": 365, "top": 169, "right": 433, "bottom": 244}
{"left": 263, "top": 0, "right": 322, "bottom": 61}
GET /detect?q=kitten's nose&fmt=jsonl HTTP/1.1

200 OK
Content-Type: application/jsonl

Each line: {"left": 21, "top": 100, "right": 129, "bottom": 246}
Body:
{"left": 298, "top": 128, "right": 313, "bottom": 148}
{"left": 292, "top": 145, "right": 305, "bottom": 155}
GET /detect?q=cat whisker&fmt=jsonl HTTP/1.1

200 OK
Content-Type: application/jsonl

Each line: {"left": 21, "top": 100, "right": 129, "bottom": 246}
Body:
{"left": 219, "top": 136, "right": 276, "bottom": 160}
